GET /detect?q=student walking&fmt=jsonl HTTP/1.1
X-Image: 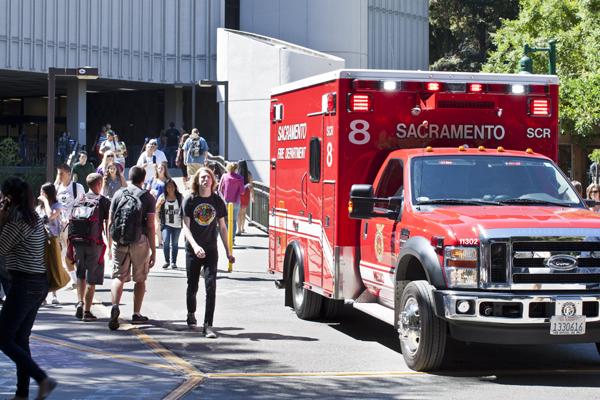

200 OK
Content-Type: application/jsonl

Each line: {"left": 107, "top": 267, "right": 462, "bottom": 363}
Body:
{"left": 157, "top": 179, "right": 183, "bottom": 269}
{"left": 71, "top": 150, "right": 96, "bottom": 192}
{"left": 55, "top": 163, "right": 85, "bottom": 291}
{"left": 183, "top": 128, "right": 209, "bottom": 179}
{"left": 35, "top": 183, "right": 63, "bottom": 305}
{"left": 101, "top": 163, "right": 127, "bottom": 200}
{"left": 237, "top": 160, "right": 254, "bottom": 235}
{"left": 107, "top": 166, "right": 156, "bottom": 330}
{"left": 70, "top": 173, "right": 111, "bottom": 322}
{"left": 0, "top": 177, "right": 58, "bottom": 399}
{"left": 218, "top": 162, "right": 245, "bottom": 239}
{"left": 137, "top": 139, "right": 168, "bottom": 188}
{"left": 182, "top": 168, "right": 235, "bottom": 338}
{"left": 176, "top": 133, "right": 190, "bottom": 188}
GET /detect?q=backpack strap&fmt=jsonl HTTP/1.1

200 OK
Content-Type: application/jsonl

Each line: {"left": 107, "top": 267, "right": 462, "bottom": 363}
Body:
{"left": 72, "top": 181, "right": 77, "bottom": 199}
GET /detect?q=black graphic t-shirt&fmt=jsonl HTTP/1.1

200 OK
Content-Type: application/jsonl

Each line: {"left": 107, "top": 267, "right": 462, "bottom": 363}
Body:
{"left": 181, "top": 193, "right": 227, "bottom": 251}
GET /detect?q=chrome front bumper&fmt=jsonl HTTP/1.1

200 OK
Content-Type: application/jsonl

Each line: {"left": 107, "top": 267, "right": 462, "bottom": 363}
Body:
{"left": 436, "top": 290, "right": 600, "bottom": 324}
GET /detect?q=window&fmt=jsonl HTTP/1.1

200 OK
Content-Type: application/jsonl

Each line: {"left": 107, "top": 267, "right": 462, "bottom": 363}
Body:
{"left": 309, "top": 137, "right": 321, "bottom": 182}
{"left": 224, "top": 0, "right": 240, "bottom": 30}
{"left": 375, "top": 159, "right": 404, "bottom": 198}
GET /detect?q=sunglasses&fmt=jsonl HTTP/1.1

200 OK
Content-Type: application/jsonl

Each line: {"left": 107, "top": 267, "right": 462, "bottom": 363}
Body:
{"left": 106, "top": 155, "right": 114, "bottom": 158}
{"left": 591, "top": 190, "right": 599, "bottom": 194}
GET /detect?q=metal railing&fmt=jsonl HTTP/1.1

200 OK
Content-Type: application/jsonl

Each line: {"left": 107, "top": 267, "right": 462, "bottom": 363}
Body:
{"left": 206, "top": 153, "right": 269, "bottom": 232}
{"left": 248, "top": 181, "right": 269, "bottom": 232}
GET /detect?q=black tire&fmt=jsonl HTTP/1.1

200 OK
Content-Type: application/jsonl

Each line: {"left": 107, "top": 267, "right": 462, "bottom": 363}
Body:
{"left": 291, "top": 259, "right": 322, "bottom": 319}
{"left": 321, "top": 298, "right": 344, "bottom": 320}
{"left": 397, "top": 280, "right": 447, "bottom": 371}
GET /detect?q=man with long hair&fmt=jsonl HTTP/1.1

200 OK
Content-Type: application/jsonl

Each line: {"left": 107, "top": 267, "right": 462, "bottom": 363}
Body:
{"left": 181, "top": 168, "right": 234, "bottom": 338}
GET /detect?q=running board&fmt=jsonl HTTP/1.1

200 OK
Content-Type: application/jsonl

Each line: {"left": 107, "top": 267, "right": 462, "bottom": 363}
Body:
{"left": 352, "top": 302, "right": 395, "bottom": 326}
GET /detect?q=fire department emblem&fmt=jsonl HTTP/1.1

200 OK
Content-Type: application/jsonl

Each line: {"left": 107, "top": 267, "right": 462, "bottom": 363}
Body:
{"left": 561, "top": 302, "right": 577, "bottom": 317}
{"left": 374, "top": 224, "right": 385, "bottom": 262}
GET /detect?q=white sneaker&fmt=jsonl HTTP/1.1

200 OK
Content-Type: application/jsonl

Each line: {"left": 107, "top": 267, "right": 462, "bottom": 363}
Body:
{"left": 51, "top": 295, "right": 59, "bottom": 305}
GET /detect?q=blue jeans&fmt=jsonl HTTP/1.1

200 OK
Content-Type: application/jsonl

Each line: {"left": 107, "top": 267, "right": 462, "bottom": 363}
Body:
{"left": 0, "top": 271, "right": 48, "bottom": 397}
{"left": 161, "top": 226, "right": 181, "bottom": 264}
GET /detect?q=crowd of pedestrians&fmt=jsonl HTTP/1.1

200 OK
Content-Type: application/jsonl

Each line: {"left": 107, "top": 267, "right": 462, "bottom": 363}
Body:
{"left": 0, "top": 122, "right": 258, "bottom": 398}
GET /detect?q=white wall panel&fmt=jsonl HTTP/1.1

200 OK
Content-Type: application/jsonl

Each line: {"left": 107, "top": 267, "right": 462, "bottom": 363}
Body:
{"left": 0, "top": 0, "right": 218, "bottom": 83}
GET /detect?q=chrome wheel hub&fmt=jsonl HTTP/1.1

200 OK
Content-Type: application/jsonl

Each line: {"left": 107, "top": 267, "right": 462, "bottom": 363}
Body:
{"left": 292, "top": 264, "right": 304, "bottom": 307}
{"left": 398, "top": 297, "right": 421, "bottom": 355}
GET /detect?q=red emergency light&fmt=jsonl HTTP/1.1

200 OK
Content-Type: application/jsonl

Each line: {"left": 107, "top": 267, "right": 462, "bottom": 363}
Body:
{"left": 349, "top": 94, "right": 372, "bottom": 112}
{"left": 529, "top": 98, "right": 550, "bottom": 116}
{"left": 425, "top": 82, "right": 442, "bottom": 92}
{"left": 468, "top": 83, "right": 484, "bottom": 93}
{"left": 352, "top": 79, "right": 380, "bottom": 91}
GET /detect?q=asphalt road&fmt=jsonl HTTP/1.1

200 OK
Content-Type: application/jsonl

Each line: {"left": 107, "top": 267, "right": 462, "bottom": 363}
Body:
{"left": 2, "top": 225, "right": 600, "bottom": 399}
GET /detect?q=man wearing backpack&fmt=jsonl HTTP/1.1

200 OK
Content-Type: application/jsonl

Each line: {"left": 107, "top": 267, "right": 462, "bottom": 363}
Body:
{"left": 70, "top": 173, "right": 111, "bottom": 322}
{"left": 107, "top": 166, "right": 156, "bottom": 330}
{"left": 183, "top": 128, "right": 209, "bottom": 179}
{"left": 55, "top": 163, "right": 85, "bottom": 290}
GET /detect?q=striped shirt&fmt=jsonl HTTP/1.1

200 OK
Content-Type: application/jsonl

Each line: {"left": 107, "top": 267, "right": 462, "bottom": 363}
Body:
{"left": 0, "top": 212, "right": 46, "bottom": 274}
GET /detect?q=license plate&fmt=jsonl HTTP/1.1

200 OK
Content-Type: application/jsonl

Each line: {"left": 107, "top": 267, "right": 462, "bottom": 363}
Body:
{"left": 549, "top": 315, "right": 586, "bottom": 335}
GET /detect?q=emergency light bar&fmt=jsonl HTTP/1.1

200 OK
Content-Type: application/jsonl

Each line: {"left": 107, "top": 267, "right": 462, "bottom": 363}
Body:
{"left": 529, "top": 98, "right": 550, "bottom": 116}
{"left": 468, "top": 83, "right": 484, "bottom": 93}
{"left": 425, "top": 82, "right": 442, "bottom": 92}
{"left": 348, "top": 94, "right": 372, "bottom": 112}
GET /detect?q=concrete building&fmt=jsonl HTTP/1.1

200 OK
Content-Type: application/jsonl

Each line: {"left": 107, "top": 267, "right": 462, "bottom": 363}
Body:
{"left": 0, "top": 0, "right": 429, "bottom": 179}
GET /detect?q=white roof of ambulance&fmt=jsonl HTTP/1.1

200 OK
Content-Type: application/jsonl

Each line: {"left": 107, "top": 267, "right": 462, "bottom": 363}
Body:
{"left": 271, "top": 69, "right": 559, "bottom": 96}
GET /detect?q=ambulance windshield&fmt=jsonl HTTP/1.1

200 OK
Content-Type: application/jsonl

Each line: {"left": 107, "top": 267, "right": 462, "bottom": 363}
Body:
{"left": 411, "top": 155, "right": 582, "bottom": 207}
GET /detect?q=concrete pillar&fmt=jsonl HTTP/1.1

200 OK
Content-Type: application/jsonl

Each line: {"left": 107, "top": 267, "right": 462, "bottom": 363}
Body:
{"left": 66, "top": 80, "right": 87, "bottom": 146}
{"left": 164, "top": 87, "right": 184, "bottom": 131}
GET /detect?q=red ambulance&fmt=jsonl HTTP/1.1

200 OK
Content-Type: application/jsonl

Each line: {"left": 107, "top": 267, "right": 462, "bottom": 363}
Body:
{"left": 268, "top": 69, "right": 600, "bottom": 371}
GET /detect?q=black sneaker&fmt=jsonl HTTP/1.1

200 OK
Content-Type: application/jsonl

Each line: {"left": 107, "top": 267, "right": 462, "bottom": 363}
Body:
{"left": 108, "top": 305, "right": 120, "bottom": 331}
{"left": 170, "top": 263, "right": 178, "bottom": 269}
{"left": 131, "top": 314, "right": 149, "bottom": 324}
{"left": 75, "top": 302, "right": 83, "bottom": 320}
{"left": 83, "top": 311, "right": 98, "bottom": 322}
{"left": 186, "top": 313, "right": 197, "bottom": 328}
{"left": 203, "top": 324, "right": 217, "bottom": 339}
{"left": 162, "top": 263, "right": 170, "bottom": 269}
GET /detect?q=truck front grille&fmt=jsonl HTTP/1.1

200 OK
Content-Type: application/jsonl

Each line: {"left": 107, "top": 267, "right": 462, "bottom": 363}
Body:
{"left": 513, "top": 273, "right": 600, "bottom": 284}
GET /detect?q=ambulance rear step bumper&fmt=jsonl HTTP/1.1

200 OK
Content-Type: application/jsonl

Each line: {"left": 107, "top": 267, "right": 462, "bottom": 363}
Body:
{"left": 353, "top": 303, "right": 395, "bottom": 326}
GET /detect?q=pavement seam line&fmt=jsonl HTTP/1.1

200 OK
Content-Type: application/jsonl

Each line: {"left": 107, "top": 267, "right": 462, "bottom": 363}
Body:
{"left": 31, "top": 334, "right": 180, "bottom": 373}
{"left": 129, "top": 327, "right": 206, "bottom": 400}
{"left": 206, "top": 371, "right": 425, "bottom": 379}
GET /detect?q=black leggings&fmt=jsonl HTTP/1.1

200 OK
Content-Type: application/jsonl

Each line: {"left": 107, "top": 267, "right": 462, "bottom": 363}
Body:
{"left": 186, "top": 247, "right": 218, "bottom": 326}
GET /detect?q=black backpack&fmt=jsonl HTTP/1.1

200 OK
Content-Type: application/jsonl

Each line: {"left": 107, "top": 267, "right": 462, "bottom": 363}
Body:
{"left": 110, "top": 188, "right": 145, "bottom": 245}
{"left": 68, "top": 195, "right": 101, "bottom": 244}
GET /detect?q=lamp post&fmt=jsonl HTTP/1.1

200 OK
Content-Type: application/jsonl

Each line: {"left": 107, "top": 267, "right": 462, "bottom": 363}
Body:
{"left": 46, "top": 67, "right": 99, "bottom": 180}
{"left": 519, "top": 39, "right": 557, "bottom": 75}
{"left": 199, "top": 80, "right": 229, "bottom": 159}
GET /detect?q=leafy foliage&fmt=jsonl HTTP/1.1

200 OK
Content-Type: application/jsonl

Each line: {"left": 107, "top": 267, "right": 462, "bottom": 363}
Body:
{"left": 429, "top": 0, "right": 519, "bottom": 71}
{"left": 0, "top": 137, "right": 21, "bottom": 166}
{"left": 483, "top": 0, "right": 600, "bottom": 137}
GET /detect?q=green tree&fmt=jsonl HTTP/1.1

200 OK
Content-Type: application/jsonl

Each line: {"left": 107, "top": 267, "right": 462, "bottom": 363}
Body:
{"left": 483, "top": 0, "right": 600, "bottom": 137}
{"left": 430, "top": 0, "right": 519, "bottom": 71}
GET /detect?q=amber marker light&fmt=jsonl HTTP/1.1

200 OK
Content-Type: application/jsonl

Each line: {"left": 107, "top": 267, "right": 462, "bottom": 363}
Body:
{"left": 348, "top": 200, "right": 353, "bottom": 213}
{"left": 478, "top": 146, "right": 485, "bottom": 151}
{"left": 458, "top": 145, "right": 466, "bottom": 151}
{"left": 526, "top": 148, "right": 534, "bottom": 154}
{"left": 426, "top": 146, "right": 433, "bottom": 152}
{"left": 497, "top": 146, "right": 505, "bottom": 152}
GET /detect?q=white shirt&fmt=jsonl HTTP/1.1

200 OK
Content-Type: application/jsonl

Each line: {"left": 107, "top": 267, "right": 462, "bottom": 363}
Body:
{"left": 136, "top": 150, "right": 168, "bottom": 182}
{"left": 55, "top": 181, "right": 85, "bottom": 223}
{"left": 164, "top": 198, "right": 182, "bottom": 228}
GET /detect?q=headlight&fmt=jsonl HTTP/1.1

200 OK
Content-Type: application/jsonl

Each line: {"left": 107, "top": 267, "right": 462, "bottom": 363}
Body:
{"left": 444, "top": 246, "right": 478, "bottom": 288}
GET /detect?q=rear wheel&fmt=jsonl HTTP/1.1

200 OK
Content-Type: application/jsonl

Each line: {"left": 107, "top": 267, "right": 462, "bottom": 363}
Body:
{"left": 397, "top": 280, "right": 447, "bottom": 371}
{"left": 291, "top": 259, "right": 322, "bottom": 319}
{"left": 321, "top": 298, "right": 344, "bottom": 320}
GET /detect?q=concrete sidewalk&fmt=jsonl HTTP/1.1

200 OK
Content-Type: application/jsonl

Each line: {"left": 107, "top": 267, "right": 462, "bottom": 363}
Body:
{"left": 0, "top": 222, "right": 269, "bottom": 399}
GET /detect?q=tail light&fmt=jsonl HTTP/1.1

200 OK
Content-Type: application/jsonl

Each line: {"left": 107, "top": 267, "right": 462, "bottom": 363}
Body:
{"left": 529, "top": 98, "right": 550, "bottom": 116}
{"left": 352, "top": 79, "right": 380, "bottom": 91}
{"left": 348, "top": 94, "right": 372, "bottom": 112}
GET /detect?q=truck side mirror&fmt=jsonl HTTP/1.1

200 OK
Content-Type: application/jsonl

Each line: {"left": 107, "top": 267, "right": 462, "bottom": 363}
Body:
{"left": 349, "top": 184, "right": 375, "bottom": 219}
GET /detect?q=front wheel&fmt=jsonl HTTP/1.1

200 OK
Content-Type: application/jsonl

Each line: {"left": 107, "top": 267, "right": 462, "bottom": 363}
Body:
{"left": 291, "top": 260, "right": 322, "bottom": 319}
{"left": 397, "top": 280, "right": 447, "bottom": 371}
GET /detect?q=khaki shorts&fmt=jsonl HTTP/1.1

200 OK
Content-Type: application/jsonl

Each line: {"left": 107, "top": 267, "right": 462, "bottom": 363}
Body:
{"left": 187, "top": 163, "right": 202, "bottom": 178}
{"left": 111, "top": 235, "right": 151, "bottom": 283}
